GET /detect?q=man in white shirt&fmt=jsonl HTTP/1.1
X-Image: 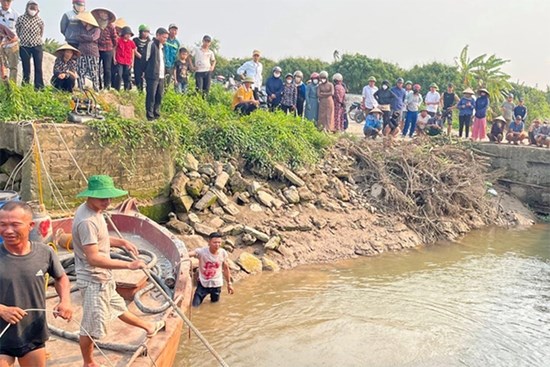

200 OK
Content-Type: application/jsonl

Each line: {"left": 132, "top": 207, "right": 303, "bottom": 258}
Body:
{"left": 361, "top": 76, "right": 378, "bottom": 113}
{"left": 191, "top": 34, "right": 216, "bottom": 97}
{"left": 189, "top": 232, "right": 234, "bottom": 307}
{"left": 425, "top": 83, "right": 441, "bottom": 117}
{"left": 0, "top": 0, "right": 19, "bottom": 82}
{"left": 237, "top": 49, "right": 263, "bottom": 100}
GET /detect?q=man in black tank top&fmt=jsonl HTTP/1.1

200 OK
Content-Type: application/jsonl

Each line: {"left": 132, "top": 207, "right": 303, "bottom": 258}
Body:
{"left": 441, "top": 83, "right": 459, "bottom": 136}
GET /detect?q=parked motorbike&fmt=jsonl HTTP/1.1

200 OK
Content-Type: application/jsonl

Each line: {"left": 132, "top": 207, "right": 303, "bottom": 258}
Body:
{"left": 348, "top": 101, "right": 366, "bottom": 123}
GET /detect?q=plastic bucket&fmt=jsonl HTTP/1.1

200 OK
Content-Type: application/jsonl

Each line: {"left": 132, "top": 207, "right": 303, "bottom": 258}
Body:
{"left": 0, "top": 190, "right": 20, "bottom": 245}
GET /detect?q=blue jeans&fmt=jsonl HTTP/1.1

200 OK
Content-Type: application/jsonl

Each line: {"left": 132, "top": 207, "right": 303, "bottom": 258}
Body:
{"left": 192, "top": 281, "right": 222, "bottom": 307}
{"left": 403, "top": 111, "right": 418, "bottom": 137}
{"left": 175, "top": 81, "right": 188, "bottom": 94}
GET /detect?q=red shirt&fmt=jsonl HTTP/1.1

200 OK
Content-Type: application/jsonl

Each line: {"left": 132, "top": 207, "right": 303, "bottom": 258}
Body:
{"left": 115, "top": 37, "right": 136, "bottom": 66}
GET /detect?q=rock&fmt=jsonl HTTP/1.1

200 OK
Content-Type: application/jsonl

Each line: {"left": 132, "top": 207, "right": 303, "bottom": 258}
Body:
{"left": 187, "top": 213, "right": 202, "bottom": 224}
{"left": 227, "top": 259, "right": 241, "bottom": 272}
{"left": 274, "top": 164, "right": 305, "bottom": 187}
{"left": 211, "top": 206, "right": 225, "bottom": 216}
{"left": 118, "top": 105, "right": 135, "bottom": 119}
{"left": 222, "top": 214, "right": 237, "bottom": 223}
{"left": 370, "top": 183, "right": 385, "bottom": 199}
{"left": 0, "top": 156, "right": 20, "bottom": 177}
{"left": 229, "top": 172, "right": 250, "bottom": 192}
{"left": 185, "top": 179, "right": 205, "bottom": 199}
{"left": 170, "top": 171, "right": 190, "bottom": 197}
{"left": 214, "top": 171, "right": 230, "bottom": 190}
{"left": 271, "top": 198, "right": 285, "bottom": 210}
{"left": 248, "top": 181, "right": 262, "bottom": 195}
{"left": 223, "top": 162, "right": 237, "bottom": 176}
{"left": 220, "top": 224, "right": 244, "bottom": 236}
{"left": 264, "top": 236, "right": 282, "bottom": 251}
{"left": 277, "top": 224, "right": 313, "bottom": 232}
{"left": 332, "top": 178, "right": 350, "bottom": 202}
{"left": 173, "top": 195, "right": 194, "bottom": 213}
{"left": 194, "top": 191, "right": 218, "bottom": 211}
{"left": 222, "top": 238, "right": 235, "bottom": 252}
{"left": 213, "top": 161, "right": 224, "bottom": 175}
{"left": 193, "top": 222, "right": 216, "bottom": 236}
{"left": 181, "top": 235, "right": 208, "bottom": 250}
{"left": 236, "top": 192, "right": 250, "bottom": 205}
{"left": 311, "top": 217, "right": 328, "bottom": 230}
{"left": 208, "top": 216, "right": 225, "bottom": 229}
{"left": 182, "top": 153, "right": 199, "bottom": 172}
{"left": 250, "top": 203, "right": 263, "bottom": 212}
{"left": 236, "top": 252, "right": 263, "bottom": 274}
{"left": 165, "top": 213, "right": 194, "bottom": 235}
{"left": 186, "top": 171, "right": 201, "bottom": 179}
{"left": 283, "top": 187, "right": 301, "bottom": 204}
{"left": 198, "top": 163, "right": 216, "bottom": 177}
{"left": 297, "top": 186, "right": 315, "bottom": 202}
{"left": 256, "top": 190, "right": 275, "bottom": 207}
{"left": 241, "top": 233, "right": 257, "bottom": 245}
{"left": 210, "top": 188, "right": 230, "bottom": 207}
{"left": 223, "top": 203, "right": 240, "bottom": 216}
{"left": 262, "top": 256, "right": 280, "bottom": 272}
{"left": 243, "top": 226, "right": 270, "bottom": 242}
{"left": 0, "top": 173, "right": 8, "bottom": 188}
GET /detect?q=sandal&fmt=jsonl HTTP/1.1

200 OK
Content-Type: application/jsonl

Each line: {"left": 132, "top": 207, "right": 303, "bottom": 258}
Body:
{"left": 147, "top": 321, "right": 166, "bottom": 338}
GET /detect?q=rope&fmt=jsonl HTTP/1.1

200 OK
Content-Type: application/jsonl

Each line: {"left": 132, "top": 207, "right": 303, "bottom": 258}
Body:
{"left": 2, "top": 122, "right": 35, "bottom": 191}
{"left": 30, "top": 124, "right": 44, "bottom": 206}
{"left": 0, "top": 308, "right": 115, "bottom": 367}
{"left": 50, "top": 121, "right": 88, "bottom": 183}
{"left": 104, "top": 213, "right": 230, "bottom": 367}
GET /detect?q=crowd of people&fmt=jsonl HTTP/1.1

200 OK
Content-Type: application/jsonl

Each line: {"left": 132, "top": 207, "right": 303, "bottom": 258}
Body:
{"left": 1, "top": 0, "right": 549, "bottom": 146}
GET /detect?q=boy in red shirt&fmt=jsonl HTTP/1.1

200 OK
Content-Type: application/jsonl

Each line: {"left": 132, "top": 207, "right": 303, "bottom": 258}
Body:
{"left": 114, "top": 26, "right": 136, "bottom": 90}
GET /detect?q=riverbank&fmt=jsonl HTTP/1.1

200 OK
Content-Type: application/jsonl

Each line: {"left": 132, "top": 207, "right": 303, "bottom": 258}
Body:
{"left": 169, "top": 137, "right": 537, "bottom": 282}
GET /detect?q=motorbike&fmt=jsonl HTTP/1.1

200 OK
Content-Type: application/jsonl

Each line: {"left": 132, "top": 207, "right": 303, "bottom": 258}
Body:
{"left": 348, "top": 101, "right": 366, "bottom": 123}
{"left": 213, "top": 74, "right": 239, "bottom": 91}
{"left": 257, "top": 89, "right": 268, "bottom": 110}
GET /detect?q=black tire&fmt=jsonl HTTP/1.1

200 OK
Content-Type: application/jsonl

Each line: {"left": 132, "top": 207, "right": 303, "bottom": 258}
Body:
{"left": 354, "top": 110, "right": 365, "bottom": 123}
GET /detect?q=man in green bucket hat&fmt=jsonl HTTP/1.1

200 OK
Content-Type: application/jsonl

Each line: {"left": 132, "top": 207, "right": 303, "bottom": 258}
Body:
{"left": 72, "top": 175, "right": 165, "bottom": 367}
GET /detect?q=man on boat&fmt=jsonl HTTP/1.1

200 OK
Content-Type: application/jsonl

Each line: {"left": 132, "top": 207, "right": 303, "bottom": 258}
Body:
{"left": 189, "top": 232, "right": 234, "bottom": 307}
{"left": 72, "top": 175, "right": 165, "bottom": 367}
{"left": 0, "top": 201, "right": 73, "bottom": 367}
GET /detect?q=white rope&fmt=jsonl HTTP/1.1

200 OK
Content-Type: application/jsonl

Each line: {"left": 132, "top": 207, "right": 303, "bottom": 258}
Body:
{"left": 0, "top": 308, "right": 115, "bottom": 367}
{"left": 50, "top": 122, "right": 88, "bottom": 183}
{"left": 2, "top": 121, "right": 35, "bottom": 191}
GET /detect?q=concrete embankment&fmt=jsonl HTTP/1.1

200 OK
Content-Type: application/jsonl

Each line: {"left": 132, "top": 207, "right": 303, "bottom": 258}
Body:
{"left": 474, "top": 143, "right": 550, "bottom": 215}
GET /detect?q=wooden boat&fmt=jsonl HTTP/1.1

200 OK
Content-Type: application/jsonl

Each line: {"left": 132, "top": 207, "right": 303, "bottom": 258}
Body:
{"left": 42, "top": 200, "right": 192, "bottom": 367}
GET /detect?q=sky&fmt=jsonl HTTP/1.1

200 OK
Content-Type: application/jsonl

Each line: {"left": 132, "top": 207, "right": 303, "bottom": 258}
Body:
{"left": 18, "top": 0, "right": 550, "bottom": 89}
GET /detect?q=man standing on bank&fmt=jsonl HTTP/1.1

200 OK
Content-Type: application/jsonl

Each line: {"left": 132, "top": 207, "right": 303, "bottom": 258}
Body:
{"left": 72, "top": 175, "right": 165, "bottom": 367}
{"left": 0, "top": 201, "right": 73, "bottom": 367}
{"left": 189, "top": 232, "right": 234, "bottom": 307}
{"left": 144, "top": 27, "right": 168, "bottom": 121}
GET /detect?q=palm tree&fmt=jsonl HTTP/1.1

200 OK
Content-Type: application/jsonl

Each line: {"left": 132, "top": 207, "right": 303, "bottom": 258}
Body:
{"left": 43, "top": 38, "right": 62, "bottom": 54}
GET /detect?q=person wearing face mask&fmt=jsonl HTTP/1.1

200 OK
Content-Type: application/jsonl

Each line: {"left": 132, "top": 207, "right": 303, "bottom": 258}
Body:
{"left": 265, "top": 66, "right": 284, "bottom": 111}
{"left": 305, "top": 72, "right": 319, "bottom": 124}
{"left": 374, "top": 80, "right": 396, "bottom": 132}
{"left": 294, "top": 70, "right": 306, "bottom": 118}
{"left": 91, "top": 8, "right": 116, "bottom": 90}
{"left": 280, "top": 73, "right": 297, "bottom": 114}
{"left": 317, "top": 70, "right": 335, "bottom": 132}
{"left": 0, "top": 0, "right": 19, "bottom": 83}
{"left": 60, "top": 0, "right": 85, "bottom": 49}
{"left": 15, "top": 0, "right": 43, "bottom": 89}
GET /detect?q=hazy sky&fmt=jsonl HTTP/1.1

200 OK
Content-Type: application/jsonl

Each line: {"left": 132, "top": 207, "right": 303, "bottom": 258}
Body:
{"left": 20, "top": 0, "right": 550, "bottom": 88}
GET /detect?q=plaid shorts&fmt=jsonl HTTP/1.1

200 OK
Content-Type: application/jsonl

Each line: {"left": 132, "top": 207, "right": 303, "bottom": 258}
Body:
{"left": 77, "top": 279, "right": 127, "bottom": 339}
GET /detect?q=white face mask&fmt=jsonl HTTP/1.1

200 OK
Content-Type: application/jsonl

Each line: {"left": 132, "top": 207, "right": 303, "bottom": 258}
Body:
{"left": 274, "top": 72, "right": 281, "bottom": 78}
{"left": 286, "top": 79, "right": 293, "bottom": 84}
{"left": 320, "top": 78, "right": 327, "bottom": 83}
{"left": 312, "top": 79, "right": 319, "bottom": 85}
{"left": 382, "top": 85, "right": 388, "bottom": 90}
{"left": 28, "top": 9, "right": 38, "bottom": 16}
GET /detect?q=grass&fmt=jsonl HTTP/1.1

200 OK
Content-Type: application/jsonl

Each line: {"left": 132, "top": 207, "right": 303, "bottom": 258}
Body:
{"left": 0, "top": 82, "right": 333, "bottom": 175}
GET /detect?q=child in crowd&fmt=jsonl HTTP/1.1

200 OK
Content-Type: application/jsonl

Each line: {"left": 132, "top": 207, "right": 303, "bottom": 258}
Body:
{"left": 174, "top": 47, "right": 193, "bottom": 94}
{"left": 114, "top": 26, "right": 136, "bottom": 90}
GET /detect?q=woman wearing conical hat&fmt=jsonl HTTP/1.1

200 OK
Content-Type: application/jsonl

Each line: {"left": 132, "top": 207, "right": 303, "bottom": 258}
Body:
{"left": 51, "top": 43, "right": 80, "bottom": 92}
{"left": 91, "top": 8, "right": 116, "bottom": 90}
{"left": 75, "top": 11, "right": 100, "bottom": 91}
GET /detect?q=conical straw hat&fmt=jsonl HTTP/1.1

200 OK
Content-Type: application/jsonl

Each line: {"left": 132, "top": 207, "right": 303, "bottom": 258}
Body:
{"left": 91, "top": 8, "right": 117, "bottom": 24}
{"left": 54, "top": 43, "right": 81, "bottom": 58}
{"left": 76, "top": 11, "right": 99, "bottom": 27}
{"left": 113, "top": 17, "right": 128, "bottom": 29}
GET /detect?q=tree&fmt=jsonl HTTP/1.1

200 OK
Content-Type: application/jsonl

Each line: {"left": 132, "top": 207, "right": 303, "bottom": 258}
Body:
{"left": 404, "top": 62, "right": 461, "bottom": 94}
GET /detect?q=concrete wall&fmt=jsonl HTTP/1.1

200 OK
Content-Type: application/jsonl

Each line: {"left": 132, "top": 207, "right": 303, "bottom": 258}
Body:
{"left": 0, "top": 122, "right": 175, "bottom": 209}
{"left": 474, "top": 143, "right": 550, "bottom": 214}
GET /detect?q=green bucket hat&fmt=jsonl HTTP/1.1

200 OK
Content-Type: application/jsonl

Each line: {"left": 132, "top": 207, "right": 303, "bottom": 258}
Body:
{"left": 77, "top": 175, "right": 128, "bottom": 199}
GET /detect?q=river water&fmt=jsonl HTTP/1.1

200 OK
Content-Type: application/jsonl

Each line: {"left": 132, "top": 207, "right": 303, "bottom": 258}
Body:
{"left": 177, "top": 225, "right": 550, "bottom": 367}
